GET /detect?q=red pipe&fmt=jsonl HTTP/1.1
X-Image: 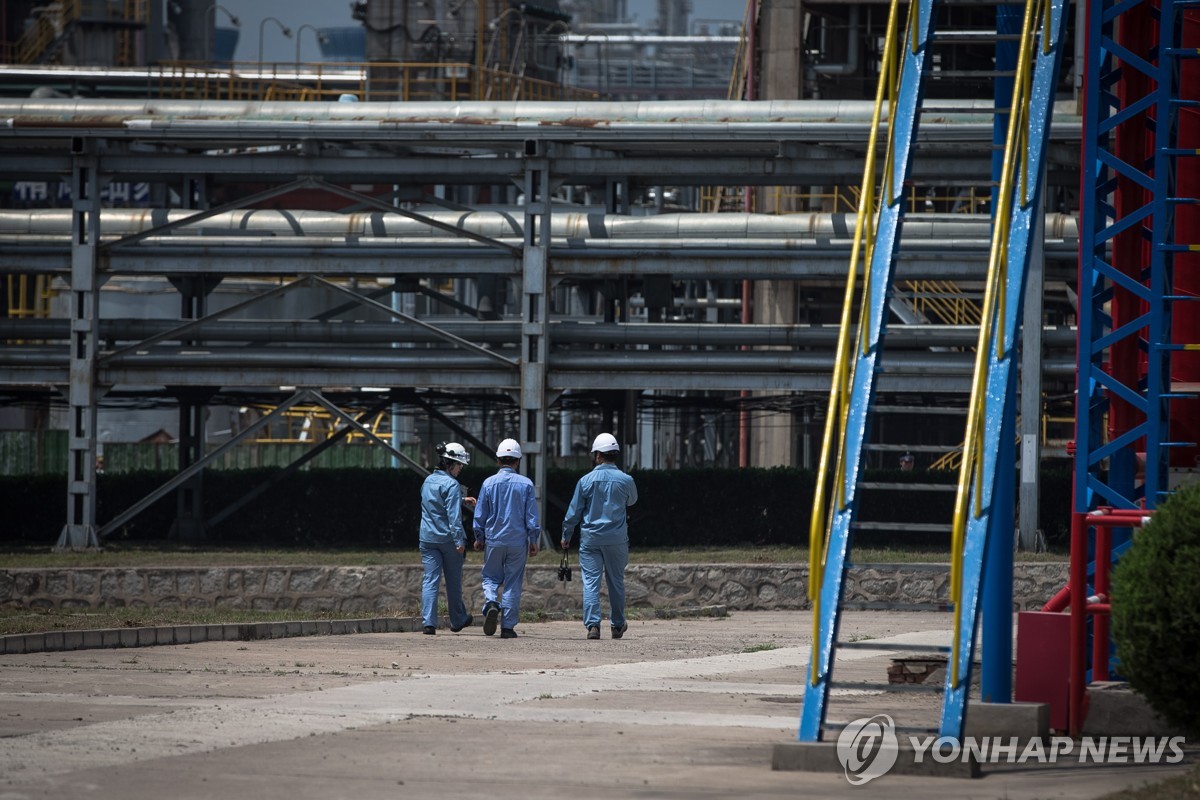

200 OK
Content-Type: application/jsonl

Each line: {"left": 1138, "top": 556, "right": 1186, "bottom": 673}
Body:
{"left": 1069, "top": 511, "right": 1088, "bottom": 735}
{"left": 1043, "top": 507, "right": 1152, "bottom": 612}
{"left": 1085, "top": 514, "right": 1151, "bottom": 526}
{"left": 1068, "top": 508, "right": 1153, "bottom": 733}
{"left": 1042, "top": 584, "right": 1070, "bottom": 612}
{"left": 1093, "top": 525, "right": 1112, "bottom": 681}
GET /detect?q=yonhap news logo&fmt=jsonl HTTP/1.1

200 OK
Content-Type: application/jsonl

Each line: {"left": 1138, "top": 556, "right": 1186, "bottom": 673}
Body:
{"left": 836, "top": 714, "right": 899, "bottom": 785}
{"left": 835, "top": 714, "right": 1186, "bottom": 785}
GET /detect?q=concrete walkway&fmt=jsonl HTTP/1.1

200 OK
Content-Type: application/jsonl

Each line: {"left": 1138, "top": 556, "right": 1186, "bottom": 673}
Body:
{"left": 0, "top": 611, "right": 1190, "bottom": 799}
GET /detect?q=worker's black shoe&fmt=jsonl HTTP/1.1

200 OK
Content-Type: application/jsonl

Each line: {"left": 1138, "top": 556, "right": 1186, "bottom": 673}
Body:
{"left": 586, "top": 625, "right": 600, "bottom": 640}
{"left": 500, "top": 628, "right": 518, "bottom": 639}
{"left": 451, "top": 614, "right": 474, "bottom": 633}
{"left": 422, "top": 626, "right": 437, "bottom": 635}
{"left": 611, "top": 622, "right": 628, "bottom": 639}
{"left": 483, "top": 602, "right": 500, "bottom": 636}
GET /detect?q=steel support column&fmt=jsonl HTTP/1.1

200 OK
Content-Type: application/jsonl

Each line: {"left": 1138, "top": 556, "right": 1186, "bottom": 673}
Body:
{"left": 55, "top": 150, "right": 103, "bottom": 550}
{"left": 167, "top": 277, "right": 219, "bottom": 542}
{"left": 521, "top": 152, "right": 552, "bottom": 548}
{"left": 1019, "top": 204, "right": 1046, "bottom": 552}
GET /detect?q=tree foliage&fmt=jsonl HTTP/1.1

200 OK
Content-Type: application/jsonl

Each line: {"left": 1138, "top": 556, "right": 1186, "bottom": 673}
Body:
{"left": 1111, "top": 481, "right": 1200, "bottom": 736}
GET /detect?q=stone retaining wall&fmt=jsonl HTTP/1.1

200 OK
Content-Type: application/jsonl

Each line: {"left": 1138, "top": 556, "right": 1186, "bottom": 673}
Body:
{"left": 0, "top": 562, "right": 1070, "bottom": 614}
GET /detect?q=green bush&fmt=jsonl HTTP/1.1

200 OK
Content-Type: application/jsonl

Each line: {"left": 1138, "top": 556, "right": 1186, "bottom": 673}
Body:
{"left": 1111, "top": 482, "right": 1200, "bottom": 736}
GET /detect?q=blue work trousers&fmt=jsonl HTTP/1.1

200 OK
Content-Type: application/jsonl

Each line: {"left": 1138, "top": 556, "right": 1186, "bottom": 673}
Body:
{"left": 481, "top": 543, "right": 528, "bottom": 630}
{"left": 420, "top": 540, "right": 469, "bottom": 630}
{"left": 579, "top": 542, "right": 628, "bottom": 630}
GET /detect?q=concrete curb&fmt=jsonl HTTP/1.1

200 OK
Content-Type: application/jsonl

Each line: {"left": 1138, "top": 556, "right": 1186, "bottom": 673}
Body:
{"left": 0, "top": 616, "right": 425, "bottom": 655}
{"left": 0, "top": 605, "right": 730, "bottom": 655}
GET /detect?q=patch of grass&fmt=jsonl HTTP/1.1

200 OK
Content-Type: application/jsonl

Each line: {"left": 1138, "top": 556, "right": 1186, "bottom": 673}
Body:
{"left": 627, "top": 545, "right": 1064, "bottom": 564}
{"left": 0, "top": 543, "right": 424, "bottom": 569}
{"left": 742, "top": 642, "right": 779, "bottom": 653}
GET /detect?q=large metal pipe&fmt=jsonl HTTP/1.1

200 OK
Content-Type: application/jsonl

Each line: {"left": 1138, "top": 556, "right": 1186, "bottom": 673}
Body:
{"left": 0, "top": 237, "right": 1080, "bottom": 260}
{"left": 0, "top": 209, "right": 1081, "bottom": 241}
{"left": 0, "top": 345, "right": 1078, "bottom": 375}
{"left": 0, "top": 98, "right": 1081, "bottom": 126}
{"left": 0, "top": 318, "right": 1079, "bottom": 348}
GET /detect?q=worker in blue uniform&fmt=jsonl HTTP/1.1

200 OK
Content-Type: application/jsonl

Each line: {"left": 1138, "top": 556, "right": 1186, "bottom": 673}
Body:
{"left": 473, "top": 438, "right": 541, "bottom": 639}
{"left": 418, "top": 441, "right": 475, "bottom": 635}
{"left": 561, "top": 433, "right": 639, "bottom": 640}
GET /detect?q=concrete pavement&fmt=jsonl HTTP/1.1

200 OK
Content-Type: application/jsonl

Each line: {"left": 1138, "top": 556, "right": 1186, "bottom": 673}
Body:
{"left": 0, "top": 610, "right": 1191, "bottom": 799}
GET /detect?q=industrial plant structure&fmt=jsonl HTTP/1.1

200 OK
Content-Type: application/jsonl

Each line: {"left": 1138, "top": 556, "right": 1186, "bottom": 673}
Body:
{"left": 1, "top": 0, "right": 1194, "bottom": 738}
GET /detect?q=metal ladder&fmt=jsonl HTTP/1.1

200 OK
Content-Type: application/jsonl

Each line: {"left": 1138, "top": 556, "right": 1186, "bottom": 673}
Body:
{"left": 798, "top": 0, "right": 1072, "bottom": 742}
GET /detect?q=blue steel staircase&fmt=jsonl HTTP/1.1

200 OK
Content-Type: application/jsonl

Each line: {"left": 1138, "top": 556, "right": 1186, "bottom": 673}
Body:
{"left": 1078, "top": 0, "right": 1197, "bottom": 519}
{"left": 798, "top": 0, "right": 1072, "bottom": 742}
{"left": 1069, "top": 0, "right": 1199, "bottom": 726}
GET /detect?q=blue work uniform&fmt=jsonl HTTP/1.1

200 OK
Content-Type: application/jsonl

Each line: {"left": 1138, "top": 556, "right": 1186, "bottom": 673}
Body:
{"left": 418, "top": 468, "right": 470, "bottom": 630}
{"left": 474, "top": 466, "right": 541, "bottom": 631}
{"left": 562, "top": 462, "right": 638, "bottom": 631}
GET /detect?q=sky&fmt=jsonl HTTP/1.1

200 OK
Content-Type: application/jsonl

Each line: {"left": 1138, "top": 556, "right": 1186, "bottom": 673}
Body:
{"left": 214, "top": 0, "right": 743, "bottom": 63}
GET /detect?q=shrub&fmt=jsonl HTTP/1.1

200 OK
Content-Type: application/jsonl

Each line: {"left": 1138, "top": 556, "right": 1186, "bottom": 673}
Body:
{"left": 1111, "top": 482, "right": 1200, "bottom": 736}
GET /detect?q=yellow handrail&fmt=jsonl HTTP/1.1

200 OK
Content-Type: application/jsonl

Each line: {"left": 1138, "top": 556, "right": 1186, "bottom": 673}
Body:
{"left": 697, "top": 0, "right": 759, "bottom": 214}
{"left": 807, "top": 0, "right": 906, "bottom": 686}
{"left": 6, "top": 275, "right": 54, "bottom": 320}
{"left": 117, "top": 0, "right": 148, "bottom": 66}
{"left": 726, "top": 0, "right": 756, "bottom": 102}
{"left": 904, "top": 279, "right": 983, "bottom": 326}
{"left": 13, "top": 0, "right": 81, "bottom": 64}
{"left": 949, "top": 0, "right": 1045, "bottom": 687}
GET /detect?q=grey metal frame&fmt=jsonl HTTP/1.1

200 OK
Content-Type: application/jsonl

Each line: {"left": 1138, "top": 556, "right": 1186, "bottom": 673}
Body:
{"left": 0, "top": 99, "right": 1082, "bottom": 546}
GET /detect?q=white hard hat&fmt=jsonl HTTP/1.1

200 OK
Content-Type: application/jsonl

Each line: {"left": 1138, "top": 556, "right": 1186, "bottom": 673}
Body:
{"left": 496, "top": 438, "right": 522, "bottom": 459}
{"left": 439, "top": 441, "right": 470, "bottom": 465}
{"left": 591, "top": 432, "right": 620, "bottom": 453}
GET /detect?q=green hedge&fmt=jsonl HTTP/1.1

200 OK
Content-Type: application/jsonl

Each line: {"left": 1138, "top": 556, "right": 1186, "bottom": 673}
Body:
{"left": 1111, "top": 482, "right": 1200, "bottom": 736}
{"left": 0, "top": 466, "right": 1073, "bottom": 549}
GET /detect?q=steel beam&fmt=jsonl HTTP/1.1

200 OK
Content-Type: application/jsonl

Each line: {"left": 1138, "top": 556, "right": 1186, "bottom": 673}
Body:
{"left": 521, "top": 157, "right": 552, "bottom": 547}
{"left": 54, "top": 151, "right": 102, "bottom": 551}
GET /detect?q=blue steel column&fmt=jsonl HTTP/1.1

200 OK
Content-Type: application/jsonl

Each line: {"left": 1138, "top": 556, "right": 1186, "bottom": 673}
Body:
{"left": 1077, "top": 0, "right": 1158, "bottom": 519}
{"left": 1147, "top": 2, "right": 1181, "bottom": 508}
{"left": 1072, "top": 0, "right": 1178, "bottom": 723}
{"left": 940, "top": 0, "right": 1072, "bottom": 738}
{"left": 798, "top": 0, "right": 938, "bottom": 742}
{"left": 980, "top": 1, "right": 1023, "bottom": 706}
